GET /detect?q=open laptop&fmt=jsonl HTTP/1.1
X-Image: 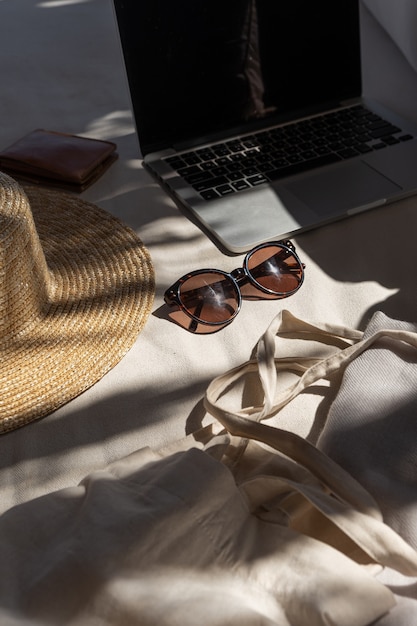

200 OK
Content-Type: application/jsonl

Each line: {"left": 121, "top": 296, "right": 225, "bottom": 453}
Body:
{"left": 113, "top": 0, "right": 417, "bottom": 254}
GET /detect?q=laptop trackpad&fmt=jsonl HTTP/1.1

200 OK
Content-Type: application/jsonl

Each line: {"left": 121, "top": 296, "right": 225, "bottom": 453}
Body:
{"left": 283, "top": 160, "right": 401, "bottom": 217}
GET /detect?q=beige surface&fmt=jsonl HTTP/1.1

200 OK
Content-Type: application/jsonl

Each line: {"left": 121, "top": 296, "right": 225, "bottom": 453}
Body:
{"left": 0, "top": 0, "right": 416, "bottom": 519}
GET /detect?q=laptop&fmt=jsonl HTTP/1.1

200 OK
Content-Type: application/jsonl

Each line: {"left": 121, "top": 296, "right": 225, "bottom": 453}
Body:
{"left": 113, "top": 0, "right": 417, "bottom": 254}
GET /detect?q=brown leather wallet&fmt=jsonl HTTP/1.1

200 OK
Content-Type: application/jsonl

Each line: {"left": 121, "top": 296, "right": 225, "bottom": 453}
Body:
{"left": 0, "top": 129, "right": 118, "bottom": 192}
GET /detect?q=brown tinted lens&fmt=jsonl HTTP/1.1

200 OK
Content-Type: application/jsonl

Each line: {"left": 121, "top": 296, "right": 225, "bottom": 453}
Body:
{"left": 168, "top": 308, "right": 233, "bottom": 334}
{"left": 179, "top": 272, "right": 240, "bottom": 324}
{"left": 247, "top": 245, "right": 303, "bottom": 295}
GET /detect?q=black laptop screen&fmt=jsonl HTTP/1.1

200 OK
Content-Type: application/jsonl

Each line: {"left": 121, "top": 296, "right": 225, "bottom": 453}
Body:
{"left": 114, "top": 0, "right": 361, "bottom": 155}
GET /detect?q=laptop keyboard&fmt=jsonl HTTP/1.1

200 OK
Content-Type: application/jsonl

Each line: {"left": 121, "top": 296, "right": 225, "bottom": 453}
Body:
{"left": 164, "top": 105, "right": 413, "bottom": 200}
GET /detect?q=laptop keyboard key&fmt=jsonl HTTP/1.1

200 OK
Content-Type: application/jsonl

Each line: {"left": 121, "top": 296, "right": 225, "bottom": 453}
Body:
{"left": 216, "top": 184, "right": 235, "bottom": 195}
{"left": 193, "top": 176, "right": 228, "bottom": 191}
{"left": 195, "top": 148, "right": 215, "bottom": 161}
{"left": 232, "top": 180, "right": 250, "bottom": 191}
{"left": 228, "top": 171, "right": 244, "bottom": 181}
{"left": 166, "top": 157, "right": 187, "bottom": 170}
{"left": 337, "top": 147, "right": 359, "bottom": 159}
{"left": 248, "top": 174, "right": 269, "bottom": 186}
{"left": 383, "top": 136, "right": 400, "bottom": 145}
{"left": 183, "top": 153, "right": 201, "bottom": 165}
{"left": 200, "top": 161, "right": 218, "bottom": 170}
{"left": 200, "top": 189, "right": 220, "bottom": 200}
{"left": 370, "top": 125, "right": 401, "bottom": 139}
{"left": 212, "top": 144, "right": 231, "bottom": 156}
{"left": 186, "top": 171, "right": 214, "bottom": 185}
{"left": 211, "top": 166, "right": 228, "bottom": 176}
{"left": 177, "top": 165, "right": 201, "bottom": 177}
{"left": 356, "top": 143, "right": 373, "bottom": 154}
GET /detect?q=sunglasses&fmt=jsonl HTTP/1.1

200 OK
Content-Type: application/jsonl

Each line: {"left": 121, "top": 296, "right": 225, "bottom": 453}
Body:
{"left": 164, "top": 240, "right": 305, "bottom": 334}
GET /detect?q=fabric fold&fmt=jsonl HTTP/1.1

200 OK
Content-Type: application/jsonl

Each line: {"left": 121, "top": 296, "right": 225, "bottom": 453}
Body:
{"left": 2, "top": 310, "right": 417, "bottom": 625}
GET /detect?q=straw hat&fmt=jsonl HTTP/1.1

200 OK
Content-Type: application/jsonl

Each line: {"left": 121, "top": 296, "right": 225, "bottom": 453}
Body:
{"left": 0, "top": 172, "right": 155, "bottom": 434}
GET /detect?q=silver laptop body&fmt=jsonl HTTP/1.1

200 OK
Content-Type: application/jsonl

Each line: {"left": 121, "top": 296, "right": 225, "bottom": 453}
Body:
{"left": 114, "top": 0, "right": 417, "bottom": 253}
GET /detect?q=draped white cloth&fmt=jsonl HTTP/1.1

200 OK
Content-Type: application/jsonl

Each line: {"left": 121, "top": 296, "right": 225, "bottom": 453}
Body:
{"left": 2, "top": 311, "right": 417, "bottom": 625}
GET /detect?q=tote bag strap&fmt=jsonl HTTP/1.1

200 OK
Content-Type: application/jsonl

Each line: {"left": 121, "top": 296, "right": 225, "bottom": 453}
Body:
{"left": 240, "top": 472, "right": 417, "bottom": 575}
{"left": 205, "top": 308, "right": 417, "bottom": 431}
{"left": 204, "top": 309, "right": 417, "bottom": 522}
{"left": 204, "top": 310, "right": 417, "bottom": 574}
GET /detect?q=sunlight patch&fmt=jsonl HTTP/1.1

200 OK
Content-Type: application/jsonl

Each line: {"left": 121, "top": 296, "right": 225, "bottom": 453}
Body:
{"left": 84, "top": 111, "right": 135, "bottom": 140}
{"left": 126, "top": 159, "right": 142, "bottom": 170}
{"left": 38, "top": 0, "right": 93, "bottom": 7}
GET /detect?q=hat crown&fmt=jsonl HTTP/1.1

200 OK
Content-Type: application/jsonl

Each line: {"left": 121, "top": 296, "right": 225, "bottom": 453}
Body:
{"left": 0, "top": 174, "right": 51, "bottom": 339}
{"left": 0, "top": 172, "right": 154, "bottom": 433}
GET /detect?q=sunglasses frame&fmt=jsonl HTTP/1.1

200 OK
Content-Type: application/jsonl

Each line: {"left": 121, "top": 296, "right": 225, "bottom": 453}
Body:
{"left": 164, "top": 240, "right": 305, "bottom": 332}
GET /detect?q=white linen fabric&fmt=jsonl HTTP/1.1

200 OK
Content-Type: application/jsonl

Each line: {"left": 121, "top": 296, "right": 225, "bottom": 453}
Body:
{"left": 318, "top": 312, "right": 417, "bottom": 546}
{"left": 318, "top": 312, "right": 417, "bottom": 625}
{"left": 0, "top": 445, "right": 396, "bottom": 626}
{"left": 1, "top": 311, "right": 417, "bottom": 626}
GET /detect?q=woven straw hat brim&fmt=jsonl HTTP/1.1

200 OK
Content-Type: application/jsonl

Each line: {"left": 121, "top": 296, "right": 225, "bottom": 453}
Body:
{"left": 0, "top": 177, "right": 155, "bottom": 434}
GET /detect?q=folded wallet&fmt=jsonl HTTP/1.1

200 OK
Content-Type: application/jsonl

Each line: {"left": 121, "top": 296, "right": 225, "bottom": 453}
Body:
{"left": 0, "top": 129, "right": 118, "bottom": 192}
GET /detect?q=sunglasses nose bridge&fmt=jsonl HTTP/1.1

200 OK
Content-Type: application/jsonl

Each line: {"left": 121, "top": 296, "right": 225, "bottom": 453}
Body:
{"left": 230, "top": 266, "right": 247, "bottom": 285}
